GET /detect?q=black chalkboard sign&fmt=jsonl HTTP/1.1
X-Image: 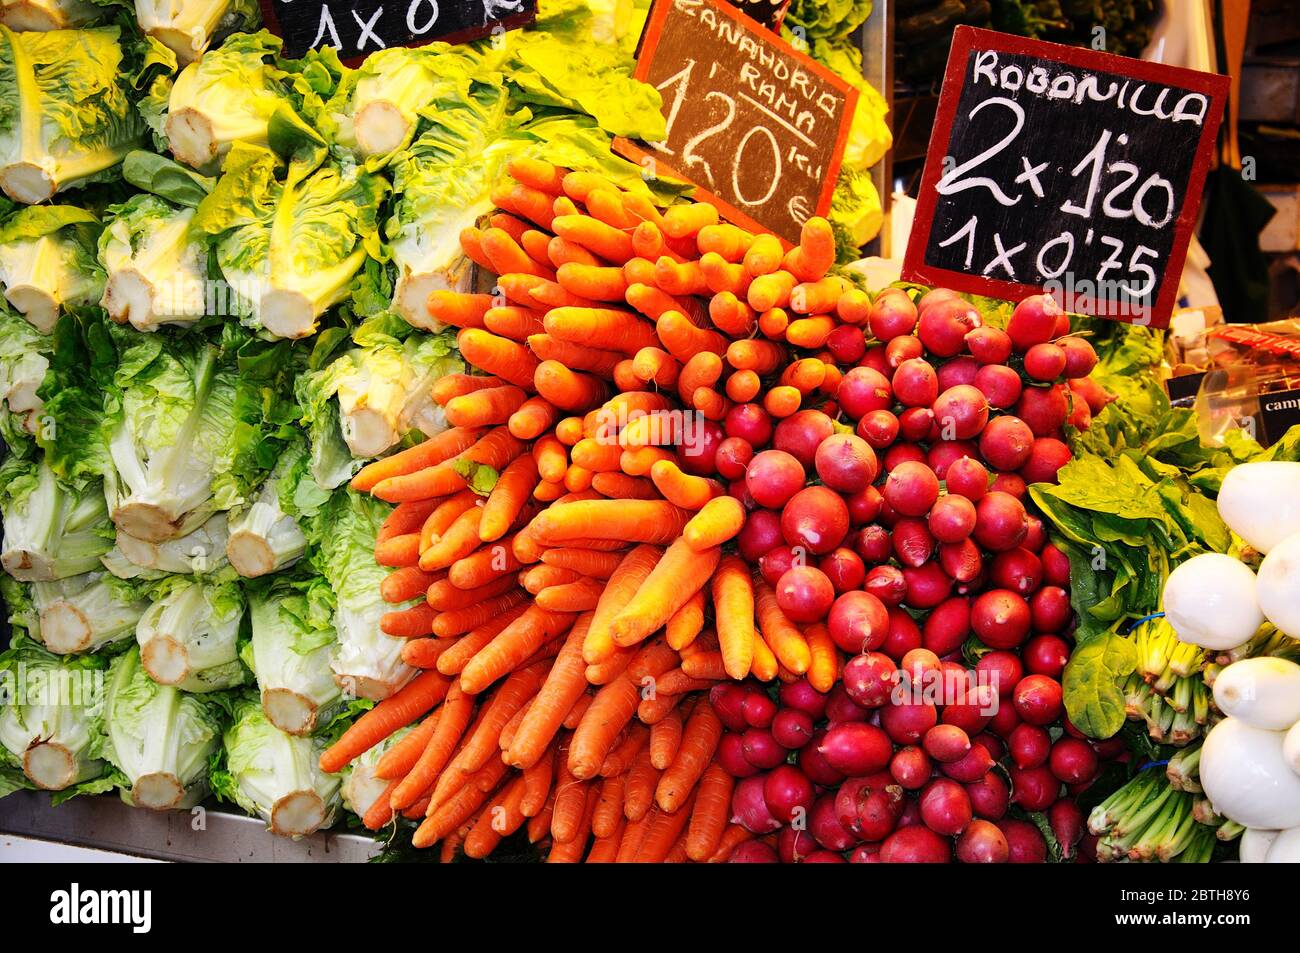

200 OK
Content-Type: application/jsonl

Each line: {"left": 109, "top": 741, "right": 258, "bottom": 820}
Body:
{"left": 260, "top": 0, "right": 537, "bottom": 62}
{"left": 614, "top": 0, "right": 857, "bottom": 246}
{"left": 903, "top": 27, "right": 1230, "bottom": 329}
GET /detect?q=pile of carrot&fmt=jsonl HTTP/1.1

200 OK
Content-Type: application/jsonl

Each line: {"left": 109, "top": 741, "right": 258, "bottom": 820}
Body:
{"left": 318, "top": 158, "right": 857, "bottom": 862}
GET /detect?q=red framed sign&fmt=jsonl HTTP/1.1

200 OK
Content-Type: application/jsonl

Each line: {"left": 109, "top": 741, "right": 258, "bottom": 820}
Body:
{"left": 902, "top": 27, "right": 1230, "bottom": 329}
{"left": 614, "top": 0, "right": 858, "bottom": 247}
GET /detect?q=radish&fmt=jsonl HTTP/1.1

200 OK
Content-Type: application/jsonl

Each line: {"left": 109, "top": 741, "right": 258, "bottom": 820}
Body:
{"left": 902, "top": 561, "right": 954, "bottom": 608}
{"left": 1009, "top": 723, "right": 1051, "bottom": 768}
{"left": 842, "top": 652, "right": 898, "bottom": 708}
{"left": 922, "top": 596, "right": 971, "bottom": 656}
{"left": 854, "top": 524, "right": 892, "bottom": 563}
{"left": 897, "top": 408, "right": 936, "bottom": 443}
{"left": 717, "top": 733, "right": 759, "bottom": 777}
{"left": 893, "top": 358, "right": 939, "bottom": 407}
{"left": 974, "top": 364, "right": 1023, "bottom": 409}
{"left": 836, "top": 774, "right": 905, "bottom": 840}
{"left": 836, "top": 366, "right": 893, "bottom": 419}
{"left": 737, "top": 509, "right": 783, "bottom": 562}
{"left": 745, "top": 449, "right": 807, "bottom": 508}
{"left": 890, "top": 746, "right": 933, "bottom": 789}
{"left": 973, "top": 491, "right": 1028, "bottom": 552}
{"left": 923, "top": 724, "right": 972, "bottom": 763}
{"left": 772, "top": 410, "right": 834, "bottom": 467}
{"left": 965, "top": 771, "right": 1010, "bottom": 819}
{"left": 881, "top": 699, "right": 939, "bottom": 745}
{"left": 1255, "top": 532, "right": 1300, "bottom": 639}
{"left": 920, "top": 777, "right": 973, "bottom": 835}
{"left": 742, "top": 691, "right": 777, "bottom": 728}
{"left": 976, "top": 650, "right": 1023, "bottom": 697}
{"left": 779, "top": 678, "right": 828, "bottom": 719}
{"left": 731, "top": 774, "right": 782, "bottom": 833}
{"left": 1040, "top": 544, "right": 1071, "bottom": 586}
{"left": 1022, "top": 634, "right": 1070, "bottom": 678}
{"left": 928, "top": 495, "right": 977, "bottom": 543}
{"left": 778, "top": 823, "right": 818, "bottom": 863}
{"left": 1048, "top": 737, "right": 1098, "bottom": 784}
{"left": 1010, "top": 764, "right": 1060, "bottom": 811}
{"left": 741, "top": 728, "right": 786, "bottom": 770}
{"left": 850, "top": 844, "right": 882, "bottom": 863}
{"left": 918, "top": 298, "right": 981, "bottom": 357}
{"left": 1216, "top": 462, "right": 1300, "bottom": 553}
{"left": 728, "top": 841, "right": 780, "bottom": 862}
{"left": 1015, "top": 385, "right": 1069, "bottom": 437}
{"left": 939, "top": 538, "right": 983, "bottom": 583}
{"left": 971, "top": 589, "right": 1031, "bottom": 649}
{"left": 1163, "top": 552, "right": 1264, "bottom": 649}
{"left": 957, "top": 819, "right": 1009, "bottom": 863}
{"left": 846, "top": 485, "right": 884, "bottom": 524}
{"left": 946, "top": 456, "right": 990, "bottom": 501}
{"left": 800, "top": 730, "right": 847, "bottom": 786}
{"left": 866, "top": 565, "right": 907, "bottom": 607}
{"left": 1019, "top": 438, "right": 1072, "bottom": 485}
{"left": 710, "top": 684, "right": 749, "bottom": 730}
{"left": 1049, "top": 799, "right": 1085, "bottom": 858}
{"left": 1013, "top": 674, "right": 1063, "bottom": 725}
{"left": 826, "top": 325, "right": 867, "bottom": 364}
{"left": 1264, "top": 826, "right": 1300, "bottom": 862}
{"left": 1006, "top": 294, "right": 1061, "bottom": 350}
{"left": 714, "top": 437, "right": 753, "bottom": 480}
{"left": 880, "top": 825, "right": 952, "bottom": 863}
{"left": 998, "top": 818, "right": 1048, "bottom": 863}
{"left": 1068, "top": 375, "right": 1114, "bottom": 415}
{"left": 940, "top": 742, "right": 994, "bottom": 782}
{"left": 820, "top": 547, "right": 866, "bottom": 592}
{"left": 771, "top": 708, "right": 815, "bottom": 749}
{"left": 894, "top": 519, "right": 936, "bottom": 568}
{"left": 820, "top": 722, "right": 893, "bottom": 776}
{"left": 885, "top": 334, "right": 923, "bottom": 369}
{"left": 990, "top": 548, "right": 1042, "bottom": 595}
{"left": 966, "top": 326, "right": 1013, "bottom": 364}
{"left": 1200, "top": 717, "right": 1300, "bottom": 829}
{"left": 990, "top": 472, "right": 1028, "bottom": 499}
{"left": 869, "top": 293, "right": 918, "bottom": 341}
{"left": 1211, "top": 657, "right": 1300, "bottom": 729}
{"left": 725, "top": 402, "right": 773, "bottom": 445}
{"left": 1238, "top": 827, "right": 1279, "bottom": 863}
{"left": 857, "top": 409, "right": 900, "bottom": 449}
{"left": 828, "top": 590, "right": 890, "bottom": 653}
{"left": 814, "top": 433, "right": 877, "bottom": 493}
{"left": 759, "top": 546, "right": 799, "bottom": 586}
{"left": 884, "top": 461, "right": 940, "bottom": 516}
{"left": 1028, "top": 586, "right": 1071, "bottom": 633}
{"left": 763, "top": 764, "right": 814, "bottom": 822}
{"left": 937, "top": 356, "right": 981, "bottom": 391}
{"left": 932, "top": 384, "right": 989, "bottom": 440}
{"left": 882, "top": 607, "right": 923, "bottom": 659}
{"left": 776, "top": 565, "right": 835, "bottom": 622}
{"left": 926, "top": 439, "right": 978, "bottom": 479}
{"left": 1058, "top": 337, "right": 1098, "bottom": 378}
{"left": 1023, "top": 343, "right": 1067, "bottom": 381}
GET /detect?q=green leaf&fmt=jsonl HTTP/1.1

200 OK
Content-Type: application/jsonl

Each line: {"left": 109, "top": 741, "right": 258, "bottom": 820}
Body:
{"left": 1063, "top": 633, "right": 1138, "bottom": 739}
{"left": 454, "top": 458, "right": 499, "bottom": 496}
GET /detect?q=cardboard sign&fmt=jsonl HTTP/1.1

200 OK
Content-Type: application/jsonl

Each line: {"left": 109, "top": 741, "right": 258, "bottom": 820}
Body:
{"left": 615, "top": 0, "right": 858, "bottom": 246}
{"left": 259, "top": 0, "right": 537, "bottom": 62}
{"left": 903, "top": 27, "right": 1229, "bottom": 328}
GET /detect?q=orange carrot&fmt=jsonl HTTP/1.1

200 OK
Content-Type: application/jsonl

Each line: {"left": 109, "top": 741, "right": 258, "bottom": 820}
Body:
{"left": 789, "top": 276, "right": 850, "bottom": 315}
{"left": 351, "top": 427, "right": 486, "bottom": 493}
{"left": 381, "top": 566, "right": 443, "bottom": 604}
{"left": 707, "top": 288, "right": 755, "bottom": 335}
{"left": 634, "top": 790, "right": 696, "bottom": 862}
{"left": 685, "top": 763, "right": 735, "bottom": 861}
{"left": 444, "top": 385, "right": 528, "bottom": 429}
{"left": 649, "top": 706, "right": 683, "bottom": 770}
{"left": 656, "top": 669, "right": 715, "bottom": 694}
{"left": 552, "top": 213, "right": 634, "bottom": 263}
{"left": 544, "top": 306, "right": 658, "bottom": 355}
{"left": 557, "top": 262, "right": 629, "bottom": 302}
{"left": 526, "top": 334, "right": 624, "bottom": 376}
{"left": 431, "top": 590, "right": 529, "bottom": 639}
{"left": 786, "top": 314, "right": 837, "bottom": 349}
{"left": 361, "top": 780, "right": 401, "bottom": 830}
{"left": 520, "top": 745, "right": 556, "bottom": 816}
{"left": 521, "top": 564, "right": 581, "bottom": 594}
{"left": 460, "top": 606, "right": 574, "bottom": 695}
{"left": 426, "top": 291, "right": 493, "bottom": 330}
{"left": 456, "top": 328, "right": 539, "bottom": 390}
{"left": 592, "top": 774, "right": 626, "bottom": 839}
{"left": 748, "top": 270, "right": 796, "bottom": 312}
{"left": 374, "top": 712, "right": 441, "bottom": 780}
{"left": 712, "top": 555, "right": 756, "bottom": 680}
{"left": 654, "top": 256, "right": 708, "bottom": 297}
{"left": 764, "top": 385, "right": 803, "bottom": 418}
{"left": 419, "top": 505, "right": 484, "bottom": 572}
{"left": 534, "top": 360, "right": 608, "bottom": 411}
{"left": 743, "top": 233, "right": 784, "bottom": 276}
{"left": 375, "top": 533, "right": 421, "bottom": 568}
{"left": 683, "top": 495, "right": 746, "bottom": 552}
{"left": 394, "top": 694, "right": 475, "bottom": 814}
{"left": 610, "top": 538, "right": 721, "bottom": 648}
{"left": 697, "top": 223, "right": 753, "bottom": 261}
{"left": 530, "top": 499, "right": 690, "bottom": 546}
{"left": 505, "top": 617, "right": 591, "bottom": 770}
{"left": 426, "top": 573, "right": 518, "bottom": 611}
{"left": 598, "top": 723, "right": 648, "bottom": 777}
{"left": 759, "top": 306, "right": 789, "bottom": 339}
{"left": 508, "top": 183, "right": 558, "bottom": 229}
{"left": 380, "top": 602, "right": 437, "bottom": 637}
{"left": 456, "top": 665, "right": 546, "bottom": 772}
{"left": 622, "top": 747, "right": 658, "bottom": 822}
{"left": 372, "top": 428, "right": 526, "bottom": 503}
{"left": 755, "top": 576, "right": 812, "bottom": 674}
{"left": 479, "top": 454, "right": 539, "bottom": 542}
{"left": 805, "top": 621, "right": 839, "bottom": 693}
{"left": 619, "top": 446, "right": 674, "bottom": 477}
{"left": 663, "top": 202, "right": 718, "bottom": 239}
{"left": 402, "top": 637, "right": 453, "bottom": 669}
{"left": 785, "top": 216, "right": 836, "bottom": 282}
{"left": 649, "top": 459, "right": 717, "bottom": 511}
{"left": 591, "top": 471, "right": 656, "bottom": 500}
{"left": 664, "top": 589, "right": 706, "bottom": 651}
{"left": 536, "top": 577, "right": 604, "bottom": 612}
{"left": 547, "top": 235, "right": 599, "bottom": 268}
{"left": 655, "top": 700, "right": 721, "bottom": 812}
{"left": 418, "top": 491, "right": 479, "bottom": 552}
{"left": 508, "top": 157, "right": 568, "bottom": 194}
{"left": 432, "top": 375, "right": 505, "bottom": 406}
{"left": 482, "top": 305, "right": 546, "bottom": 342}
{"left": 480, "top": 227, "right": 554, "bottom": 279}
{"left": 655, "top": 310, "right": 729, "bottom": 362}
{"left": 458, "top": 227, "right": 494, "bottom": 271}
{"left": 681, "top": 650, "right": 727, "bottom": 680}
{"left": 569, "top": 675, "right": 640, "bottom": 779}
{"left": 320, "top": 671, "right": 450, "bottom": 773}
{"left": 507, "top": 396, "right": 557, "bottom": 441}
{"left": 838, "top": 287, "right": 872, "bottom": 324}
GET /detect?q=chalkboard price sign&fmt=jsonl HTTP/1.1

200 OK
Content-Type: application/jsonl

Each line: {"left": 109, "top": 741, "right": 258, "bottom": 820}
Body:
{"left": 903, "top": 27, "right": 1229, "bottom": 329}
{"left": 614, "top": 0, "right": 858, "bottom": 246}
{"left": 260, "top": 0, "right": 538, "bottom": 62}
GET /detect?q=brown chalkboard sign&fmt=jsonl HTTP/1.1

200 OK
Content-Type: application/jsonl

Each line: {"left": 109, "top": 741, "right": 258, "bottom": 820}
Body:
{"left": 614, "top": 0, "right": 857, "bottom": 246}
{"left": 259, "top": 0, "right": 537, "bottom": 62}
{"left": 903, "top": 27, "right": 1229, "bottom": 329}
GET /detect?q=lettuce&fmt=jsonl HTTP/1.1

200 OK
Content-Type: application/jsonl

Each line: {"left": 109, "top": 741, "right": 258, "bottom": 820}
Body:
{"left": 134, "top": 575, "right": 247, "bottom": 692}
{"left": 134, "top": 0, "right": 261, "bottom": 65}
{"left": 0, "top": 204, "right": 103, "bottom": 333}
{"left": 0, "top": 0, "right": 105, "bottom": 31}
{"left": 28, "top": 571, "right": 148, "bottom": 654}
{"left": 0, "top": 455, "right": 111, "bottom": 582}
{"left": 0, "top": 304, "right": 51, "bottom": 451}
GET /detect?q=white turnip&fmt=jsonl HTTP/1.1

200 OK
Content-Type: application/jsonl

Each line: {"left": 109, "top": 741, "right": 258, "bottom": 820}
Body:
{"left": 1216, "top": 462, "right": 1300, "bottom": 554}
{"left": 1211, "top": 657, "right": 1300, "bottom": 730}
{"left": 1200, "top": 717, "right": 1300, "bottom": 829}
{"left": 1163, "top": 552, "right": 1264, "bottom": 650}
{"left": 1255, "top": 532, "right": 1300, "bottom": 639}
{"left": 1264, "top": 826, "right": 1300, "bottom": 862}
{"left": 1238, "top": 827, "right": 1279, "bottom": 863}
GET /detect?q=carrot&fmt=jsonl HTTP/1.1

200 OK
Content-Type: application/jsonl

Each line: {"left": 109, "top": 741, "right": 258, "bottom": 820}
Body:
{"left": 790, "top": 276, "right": 850, "bottom": 315}
{"left": 520, "top": 745, "right": 556, "bottom": 816}
{"left": 588, "top": 471, "right": 651, "bottom": 500}
{"left": 482, "top": 305, "right": 546, "bottom": 342}
{"left": 432, "top": 376, "right": 505, "bottom": 407}
{"left": 785, "top": 216, "right": 836, "bottom": 282}
{"left": 460, "top": 606, "right": 574, "bottom": 694}
{"left": 754, "top": 576, "right": 811, "bottom": 675}
{"left": 402, "top": 637, "right": 452, "bottom": 669}
{"left": 706, "top": 824, "right": 753, "bottom": 862}
{"left": 380, "top": 602, "right": 437, "bottom": 637}
{"left": 497, "top": 695, "right": 535, "bottom": 753}
{"left": 655, "top": 310, "right": 728, "bottom": 362}
{"left": 412, "top": 780, "right": 490, "bottom": 847}
{"left": 697, "top": 222, "right": 753, "bottom": 261}
{"left": 838, "top": 287, "right": 872, "bottom": 324}
{"left": 375, "top": 533, "right": 421, "bottom": 568}
{"left": 504, "top": 398, "right": 555, "bottom": 442}
{"left": 592, "top": 774, "right": 626, "bottom": 839}
{"left": 509, "top": 157, "right": 568, "bottom": 194}
{"left": 699, "top": 251, "right": 750, "bottom": 296}
{"left": 372, "top": 427, "right": 527, "bottom": 503}
{"left": 547, "top": 787, "right": 598, "bottom": 862}
{"left": 779, "top": 357, "right": 827, "bottom": 394}
{"left": 805, "top": 621, "right": 839, "bottom": 693}
{"left": 598, "top": 723, "right": 648, "bottom": 777}
{"left": 568, "top": 675, "right": 640, "bottom": 779}
{"left": 786, "top": 314, "right": 837, "bottom": 349}
{"left": 630, "top": 221, "right": 674, "bottom": 262}
{"left": 530, "top": 499, "right": 690, "bottom": 546}
{"left": 544, "top": 306, "right": 658, "bottom": 355}
{"left": 725, "top": 338, "right": 785, "bottom": 374}
{"left": 615, "top": 357, "right": 641, "bottom": 392}
{"left": 677, "top": 350, "right": 723, "bottom": 400}
{"left": 764, "top": 384, "right": 803, "bottom": 418}
{"left": 663, "top": 201, "right": 718, "bottom": 239}
{"left": 508, "top": 183, "right": 558, "bottom": 230}
{"left": 629, "top": 346, "right": 680, "bottom": 389}
{"left": 536, "top": 577, "right": 604, "bottom": 613}
{"left": 649, "top": 706, "right": 683, "bottom": 770}
{"left": 426, "top": 573, "right": 518, "bottom": 612}
{"left": 447, "top": 539, "right": 522, "bottom": 590}
{"left": 557, "top": 262, "right": 629, "bottom": 303}
{"left": 707, "top": 288, "right": 755, "bottom": 335}
{"left": 519, "top": 230, "right": 553, "bottom": 269}
{"left": 654, "top": 700, "right": 721, "bottom": 812}
{"left": 552, "top": 195, "right": 579, "bottom": 217}
{"left": 625, "top": 282, "right": 702, "bottom": 324}
{"left": 564, "top": 464, "right": 593, "bottom": 493}
{"left": 654, "top": 256, "right": 708, "bottom": 297}
{"left": 563, "top": 692, "right": 593, "bottom": 729}
{"left": 749, "top": 628, "right": 779, "bottom": 682}
{"left": 419, "top": 505, "right": 483, "bottom": 571}
{"left": 656, "top": 669, "right": 715, "bottom": 694}
{"left": 480, "top": 227, "right": 554, "bottom": 279}
{"left": 649, "top": 459, "right": 717, "bottom": 511}
{"left": 681, "top": 650, "right": 727, "bottom": 680}
{"left": 748, "top": 270, "right": 796, "bottom": 312}
{"left": 683, "top": 495, "right": 746, "bottom": 552}
{"left": 759, "top": 306, "right": 789, "bottom": 339}
{"left": 587, "top": 188, "right": 636, "bottom": 229}
{"left": 464, "top": 777, "right": 527, "bottom": 858}
{"left": 622, "top": 747, "right": 659, "bottom": 823}
{"left": 456, "top": 328, "right": 539, "bottom": 390}
{"left": 665, "top": 590, "right": 707, "bottom": 650}
{"left": 426, "top": 291, "right": 493, "bottom": 330}
{"left": 374, "top": 713, "right": 441, "bottom": 780}
{"left": 742, "top": 233, "right": 784, "bottom": 276}
{"left": 504, "top": 620, "right": 588, "bottom": 769}
{"left": 526, "top": 276, "right": 597, "bottom": 310}
{"left": 475, "top": 453, "right": 538, "bottom": 543}
{"left": 710, "top": 555, "right": 757, "bottom": 680}
{"left": 432, "top": 589, "right": 529, "bottom": 639}
{"left": 416, "top": 491, "right": 479, "bottom": 552}
{"left": 457, "top": 666, "right": 547, "bottom": 773}
{"left": 534, "top": 360, "right": 608, "bottom": 412}
{"left": 527, "top": 789, "right": 556, "bottom": 842}
{"left": 571, "top": 441, "right": 622, "bottom": 477}
{"left": 526, "top": 334, "right": 623, "bottom": 376}
{"left": 536, "top": 548, "right": 621, "bottom": 580}
{"left": 381, "top": 566, "right": 442, "bottom": 604}
{"left": 351, "top": 428, "right": 486, "bottom": 493}
{"left": 550, "top": 749, "right": 588, "bottom": 842}
{"left": 458, "top": 227, "right": 494, "bottom": 271}
{"left": 521, "top": 564, "right": 581, "bottom": 594}
{"left": 691, "top": 386, "right": 729, "bottom": 421}
{"left": 618, "top": 446, "right": 673, "bottom": 477}
{"left": 361, "top": 779, "right": 401, "bottom": 830}
{"left": 320, "top": 671, "right": 451, "bottom": 773}
{"left": 561, "top": 169, "right": 619, "bottom": 202}
{"left": 685, "top": 763, "right": 735, "bottom": 861}
{"left": 551, "top": 213, "right": 635, "bottom": 264}
{"left": 634, "top": 790, "right": 696, "bottom": 863}
{"left": 610, "top": 538, "right": 721, "bottom": 648}
{"left": 494, "top": 273, "right": 548, "bottom": 307}
{"left": 444, "top": 385, "right": 528, "bottom": 429}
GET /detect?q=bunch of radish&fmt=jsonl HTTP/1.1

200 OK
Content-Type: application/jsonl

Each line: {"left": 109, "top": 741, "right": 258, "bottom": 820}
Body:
{"left": 1158, "top": 461, "right": 1300, "bottom": 862}
{"left": 703, "top": 289, "right": 1122, "bottom": 862}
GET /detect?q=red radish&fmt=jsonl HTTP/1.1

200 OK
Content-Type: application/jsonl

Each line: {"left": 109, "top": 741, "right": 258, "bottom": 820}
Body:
{"left": 869, "top": 292, "right": 919, "bottom": 341}
{"left": 894, "top": 405, "right": 935, "bottom": 442}
{"left": 957, "top": 819, "right": 1010, "bottom": 863}
{"left": 1020, "top": 437, "right": 1072, "bottom": 484}
{"left": 1023, "top": 634, "right": 1070, "bottom": 678}
{"left": 1068, "top": 375, "right": 1113, "bottom": 415}
{"left": 742, "top": 690, "right": 777, "bottom": 728}
{"left": 729, "top": 480, "right": 756, "bottom": 510}
{"left": 926, "top": 439, "right": 977, "bottom": 479}
{"left": 939, "top": 542, "right": 984, "bottom": 585}
{"left": 921, "top": 596, "right": 971, "bottom": 656}
{"left": 727, "top": 841, "right": 780, "bottom": 862}
{"left": 745, "top": 451, "right": 805, "bottom": 508}
{"left": 1015, "top": 385, "right": 1069, "bottom": 437}
{"left": 932, "top": 384, "right": 990, "bottom": 440}
{"left": 773, "top": 410, "right": 834, "bottom": 468}
{"left": 979, "top": 416, "right": 1035, "bottom": 471}
{"left": 941, "top": 742, "right": 994, "bottom": 783}
{"left": 1049, "top": 798, "right": 1085, "bottom": 858}
{"left": 857, "top": 409, "right": 900, "bottom": 449}
{"left": 885, "top": 334, "right": 924, "bottom": 369}
{"left": 987, "top": 698, "right": 1022, "bottom": 737}
{"left": 928, "top": 494, "right": 977, "bottom": 543}
{"left": 825, "top": 684, "right": 870, "bottom": 724}
{"left": 820, "top": 547, "right": 866, "bottom": 592}
{"left": 842, "top": 652, "right": 899, "bottom": 708}
{"left": 778, "top": 823, "right": 818, "bottom": 863}
{"left": 1009, "top": 723, "right": 1052, "bottom": 768}
{"left": 945, "top": 456, "right": 990, "bottom": 501}
{"left": 896, "top": 796, "right": 924, "bottom": 829}
{"left": 903, "top": 562, "right": 954, "bottom": 608}
{"left": 990, "top": 472, "right": 1027, "bottom": 499}
{"left": 725, "top": 402, "right": 773, "bottom": 445}
{"left": 763, "top": 764, "right": 814, "bottom": 822}
{"left": 1022, "top": 515, "right": 1047, "bottom": 552}
{"left": 971, "top": 589, "right": 1031, "bottom": 649}
{"left": 853, "top": 524, "right": 893, "bottom": 564}
{"left": 717, "top": 732, "right": 759, "bottom": 777}
{"left": 741, "top": 728, "right": 787, "bottom": 770}
{"left": 974, "top": 364, "right": 1023, "bottom": 409}
{"left": 1010, "top": 764, "right": 1061, "bottom": 811}
{"left": 941, "top": 686, "right": 996, "bottom": 738}
{"left": 820, "top": 722, "right": 893, "bottom": 776}
{"left": 827, "top": 591, "right": 890, "bottom": 653}
{"left": 998, "top": 818, "right": 1048, "bottom": 863}
{"left": 1058, "top": 337, "right": 1098, "bottom": 378}
{"left": 776, "top": 565, "right": 835, "bottom": 622}
{"left": 826, "top": 325, "right": 867, "bottom": 364}
{"left": 850, "top": 844, "right": 882, "bottom": 863}
{"left": 882, "top": 607, "right": 923, "bottom": 660}
{"left": 976, "top": 650, "right": 1024, "bottom": 697}
{"left": 679, "top": 420, "right": 724, "bottom": 476}
{"left": 714, "top": 437, "right": 753, "bottom": 481}
{"left": 973, "top": 491, "right": 1028, "bottom": 551}
{"left": 900, "top": 647, "right": 942, "bottom": 687}
{"left": 859, "top": 345, "right": 889, "bottom": 374}
{"left": 731, "top": 775, "right": 781, "bottom": 833}
{"left": 710, "top": 684, "right": 750, "bottom": 730}
{"left": 890, "top": 746, "right": 933, "bottom": 789}
{"left": 1024, "top": 342, "right": 1066, "bottom": 381}
{"left": 966, "top": 326, "right": 1013, "bottom": 364}
{"left": 937, "top": 356, "right": 980, "bottom": 391}
{"left": 759, "top": 545, "right": 800, "bottom": 587}
{"left": 990, "top": 548, "right": 1043, "bottom": 595}
{"left": 1006, "top": 294, "right": 1061, "bottom": 351}
{"left": 880, "top": 825, "right": 952, "bottom": 863}
{"left": 779, "top": 678, "right": 828, "bottom": 719}
{"left": 919, "top": 287, "right": 960, "bottom": 310}
{"left": 1049, "top": 738, "right": 1098, "bottom": 785}
{"left": 920, "top": 777, "right": 972, "bottom": 835}
{"left": 815, "top": 433, "right": 878, "bottom": 493}
{"left": 809, "top": 794, "right": 858, "bottom": 851}
{"left": 881, "top": 699, "right": 939, "bottom": 745}
{"left": 893, "top": 358, "right": 939, "bottom": 407}
{"left": 1013, "top": 675, "right": 1064, "bottom": 725}
{"left": 836, "top": 774, "right": 906, "bottom": 840}
{"left": 846, "top": 485, "right": 884, "bottom": 524}
{"left": 836, "top": 367, "right": 893, "bottom": 419}
{"left": 866, "top": 565, "right": 907, "bottom": 607}
{"left": 893, "top": 518, "right": 936, "bottom": 568}
{"left": 918, "top": 298, "right": 981, "bottom": 357}
{"left": 965, "top": 770, "right": 1010, "bottom": 819}
{"left": 923, "top": 724, "right": 972, "bottom": 763}
{"left": 799, "top": 731, "right": 846, "bottom": 786}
